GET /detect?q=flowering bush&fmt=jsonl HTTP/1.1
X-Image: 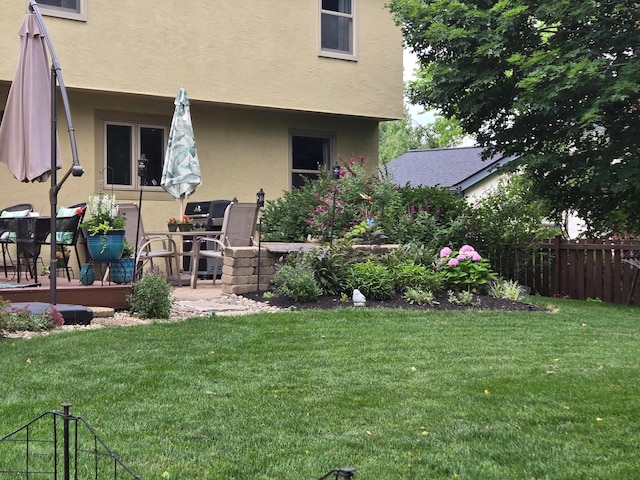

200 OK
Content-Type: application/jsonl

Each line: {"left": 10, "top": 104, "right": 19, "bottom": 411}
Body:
{"left": 437, "top": 244, "right": 496, "bottom": 293}
{"left": 0, "top": 303, "right": 64, "bottom": 332}
{"left": 306, "top": 156, "right": 401, "bottom": 242}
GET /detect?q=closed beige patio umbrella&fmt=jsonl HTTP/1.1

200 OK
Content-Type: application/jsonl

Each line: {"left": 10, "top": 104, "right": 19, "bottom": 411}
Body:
{"left": 0, "top": 2, "right": 84, "bottom": 305}
{"left": 0, "top": 12, "right": 61, "bottom": 182}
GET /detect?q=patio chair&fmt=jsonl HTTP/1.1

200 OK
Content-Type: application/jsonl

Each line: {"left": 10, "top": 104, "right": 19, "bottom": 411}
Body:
{"left": 34, "top": 203, "right": 87, "bottom": 281}
{"left": 117, "top": 203, "right": 182, "bottom": 283}
{"left": 190, "top": 202, "right": 259, "bottom": 289}
{"left": 0, "top": 203, "right": 34, "bottom": 277}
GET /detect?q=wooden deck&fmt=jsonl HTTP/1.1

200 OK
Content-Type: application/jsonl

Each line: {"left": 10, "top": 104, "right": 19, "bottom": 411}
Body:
{"left": 0, "top": 273, "right": 131, "bottom": 310}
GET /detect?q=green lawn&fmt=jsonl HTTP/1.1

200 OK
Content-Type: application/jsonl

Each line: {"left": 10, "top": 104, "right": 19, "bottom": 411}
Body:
{"left": 1, "top": 297, "right": 639, "bottom": 479}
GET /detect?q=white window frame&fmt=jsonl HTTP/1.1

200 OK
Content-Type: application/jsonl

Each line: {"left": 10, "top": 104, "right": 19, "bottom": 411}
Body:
{"left": 318, "top": 0, "right": 358, "bottom": 61}
{"left": 30, "top": 0, "right": 87, "bottom": 21}
{"left": 289, "top": 131, "right": 336, "bottom": 190}
{"left": 103, "top": 121, "right": 167, "bottom": 191}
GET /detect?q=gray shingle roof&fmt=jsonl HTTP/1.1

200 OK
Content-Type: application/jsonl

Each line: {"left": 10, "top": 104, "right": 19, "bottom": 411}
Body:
{"left": 386, "top": 146, "right": 513, "bottom": 191}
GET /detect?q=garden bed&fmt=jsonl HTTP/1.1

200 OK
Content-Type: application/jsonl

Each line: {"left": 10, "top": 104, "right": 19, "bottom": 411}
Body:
{"left": 243, "top": 291, "right": 546, "bottom": 312}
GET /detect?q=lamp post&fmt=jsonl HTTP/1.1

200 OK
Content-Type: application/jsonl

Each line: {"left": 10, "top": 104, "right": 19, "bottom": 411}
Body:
{"left": 256, "top": 188, "right": 265, "bottom": 293}
{"left": 134, "top": 154, "right": 148, "bottom": 279}
{"left": 329, "top": 164, "right": 341, "bottom": 245}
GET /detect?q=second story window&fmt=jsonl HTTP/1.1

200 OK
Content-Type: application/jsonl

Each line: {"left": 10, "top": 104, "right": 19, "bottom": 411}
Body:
{"left": 35, "top": 0, "right": 87, "bottom": 21}
{"left": 319, "top": 0, "right": 357, "bottom": 61}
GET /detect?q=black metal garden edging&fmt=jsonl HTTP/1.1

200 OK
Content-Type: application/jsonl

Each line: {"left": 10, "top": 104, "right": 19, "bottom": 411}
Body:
{"left": 0, "top": 403, "right": 356, "bottom": 479}
{"left": 0, "top": 403, "right": 142, "bottom": 480}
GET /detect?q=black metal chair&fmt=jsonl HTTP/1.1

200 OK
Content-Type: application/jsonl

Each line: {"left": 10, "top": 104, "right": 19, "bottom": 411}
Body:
{"left": 0, "top": 203, "right": 34, "bottom": 278}
{"left": 35, "top": 203, "right": 87, "bottom": 281}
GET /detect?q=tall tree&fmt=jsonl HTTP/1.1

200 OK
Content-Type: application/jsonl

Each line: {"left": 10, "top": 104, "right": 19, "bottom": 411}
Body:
{"left": 379, "top": 105, "right": 465, "bottom": 164}
{"left": 388, "top": 0, "right": 640, "bottom": 235}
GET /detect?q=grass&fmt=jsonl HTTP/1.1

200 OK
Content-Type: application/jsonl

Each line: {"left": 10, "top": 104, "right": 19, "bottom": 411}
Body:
{"left": 1, "top": 297, "right": 639, "bottom": 479}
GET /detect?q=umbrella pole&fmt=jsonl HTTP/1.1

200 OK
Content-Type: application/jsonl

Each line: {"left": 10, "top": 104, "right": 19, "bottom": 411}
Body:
{"left": 49, "top": 67, "right": 58, "bottom": 305}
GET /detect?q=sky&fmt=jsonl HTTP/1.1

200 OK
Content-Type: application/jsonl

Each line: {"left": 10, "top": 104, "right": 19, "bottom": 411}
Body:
{"left": 402, "top": 49, "right": 436, "bottom": 125}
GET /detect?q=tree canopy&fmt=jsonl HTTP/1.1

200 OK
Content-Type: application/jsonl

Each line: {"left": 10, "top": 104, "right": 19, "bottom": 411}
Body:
{"left": 388, "top": 0, "right": 640, "bottom": 236}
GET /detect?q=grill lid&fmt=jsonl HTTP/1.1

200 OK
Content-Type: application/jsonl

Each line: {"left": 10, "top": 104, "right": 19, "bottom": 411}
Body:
{"left": 184, "top": 201, "right": 212, "bottom": 218}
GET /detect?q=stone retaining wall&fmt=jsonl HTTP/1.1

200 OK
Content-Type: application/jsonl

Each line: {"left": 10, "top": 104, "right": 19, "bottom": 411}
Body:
{"left": 220, "top": 244, "right": 399, "bottom": 295}
{"left": 221, "top": 246, "right": 277, "bottom": 295}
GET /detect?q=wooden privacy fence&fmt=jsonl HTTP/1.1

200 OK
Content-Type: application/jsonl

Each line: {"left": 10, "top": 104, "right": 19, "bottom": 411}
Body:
{"left": 489, "top": 238, "right": 640, "bottom": 306}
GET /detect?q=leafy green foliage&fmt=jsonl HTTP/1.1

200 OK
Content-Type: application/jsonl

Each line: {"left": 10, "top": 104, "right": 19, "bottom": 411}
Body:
{"left": 467, "top": 176, "right": 560, "bottom": 249}
{"left": 388, "top": 0, "right": 640, "bottom": 235}
{"left": 489, "top": 278, "right": 529, "bottom": 302}
{"left": 347, "top": 260, "right": 395, "bottom": 300}
{"left": 271, "top": 263, "right": 321, "bottom": 302}
{"left": 448, "top": 290, "right": 481, "bottom": 307}
{"left": 380, "top": 243, "right": 438, "bottom": 270}
{"left": 128, "top": 269, "right": 173, "bottom": 319}
{"left": 403, "top": 287, "right": 437, "bottom": 306}
{"left": 286, "top": 245, "right": 353, "bottom": 296}
{"left": 392, "top": 261, "right": 443, "bottom": 293}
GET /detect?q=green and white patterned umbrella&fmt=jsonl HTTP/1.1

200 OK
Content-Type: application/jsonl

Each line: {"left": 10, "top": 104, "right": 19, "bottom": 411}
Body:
{"left": 161, "top": 87, "right": 201, "bottom": 213}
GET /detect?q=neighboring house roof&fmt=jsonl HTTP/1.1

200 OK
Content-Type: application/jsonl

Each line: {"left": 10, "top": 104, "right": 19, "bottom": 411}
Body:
{"left": 386, "top": 146, "right": 515, "bottom": 194}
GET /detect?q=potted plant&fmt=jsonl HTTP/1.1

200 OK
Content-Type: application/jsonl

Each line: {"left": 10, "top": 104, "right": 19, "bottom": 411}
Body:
{"left": 168, "top": 217, "right": 178, "bottom": 232}
{"left": 80, "top": 194, "right": 127, "bottom": 262}
{"left": 177, "top": 215, "right": 192, "bottom": 231}
{"left": 110, "top": 240, "right": 135, "bottom": 284}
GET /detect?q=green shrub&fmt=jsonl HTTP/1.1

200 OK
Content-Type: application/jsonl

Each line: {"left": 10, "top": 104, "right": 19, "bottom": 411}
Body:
{"left": 393, "top": 261, "right": 443, "bottom": 293}
{"left": 448, "top": 290, "right": 481, "bottom": 307}
{"left": 128, "top": 270, "right": 173, "bottom": 319}
{"left": 260, "top": 183, "right": 323, "bottom": 242}
{"left": 293, "top": 245, "right": 353, "bottom": 295}
{"left": 347, "top": 260, "right": 395, "bottom": 300}
{"left": 380, "top": 243, "right": 438, "bottom": 268}
{"left": 403, "top": 288, "right": 437, "bottom": 306}
{"left": 489, "top": 278, "right": 528, "bottom": 302}
{"left": 271, "top": 263, "right": 321, "bottom": 302}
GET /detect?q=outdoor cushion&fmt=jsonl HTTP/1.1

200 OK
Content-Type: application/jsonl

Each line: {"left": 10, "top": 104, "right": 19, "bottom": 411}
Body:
{"left": 0, "top": 209, "right": 30, "bottom": 241}
{"left": 56, "top": 207, "right": 80, "bottom": 244}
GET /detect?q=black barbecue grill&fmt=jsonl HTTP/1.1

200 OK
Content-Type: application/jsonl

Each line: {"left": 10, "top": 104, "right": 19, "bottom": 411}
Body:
{"left": 182, "top": 200, "right": 233, "bottom": 277}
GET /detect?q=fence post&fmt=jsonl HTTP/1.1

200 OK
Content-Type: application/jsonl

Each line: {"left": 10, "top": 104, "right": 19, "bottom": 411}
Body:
{"left": 553, "top": 236, "right": 561, "bottom": 296}
{"left": 61, "top": 402, "right": 72, "bottom": 480}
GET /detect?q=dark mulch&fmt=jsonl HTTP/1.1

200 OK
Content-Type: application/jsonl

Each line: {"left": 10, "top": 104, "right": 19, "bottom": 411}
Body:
{"left": 242, "top": 291, "right": 547, "bottom": 312}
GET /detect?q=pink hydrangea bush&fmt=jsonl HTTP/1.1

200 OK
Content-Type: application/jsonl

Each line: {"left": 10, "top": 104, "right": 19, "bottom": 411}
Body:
{"left": 438, "top": 245, "right": 497, "bottom": 293}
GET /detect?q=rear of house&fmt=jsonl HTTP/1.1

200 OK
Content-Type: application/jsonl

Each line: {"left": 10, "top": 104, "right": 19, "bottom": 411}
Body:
{"left": 0, "top": 1, "right": 403, "bottom": 272}
{"left": 0, "top": 1, "right": 402, "bottom": 222}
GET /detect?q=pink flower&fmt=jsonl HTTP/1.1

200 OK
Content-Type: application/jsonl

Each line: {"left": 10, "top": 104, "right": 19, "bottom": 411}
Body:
{"left": 440, "top": 247, "right": 452, "bottom": 258}
{"left": 447, "top": 258, "right": 459, "bottom": 267}
{"left": 459, "top": 245, "right": 475, "bottom": 253}
{"left": 456, "top": 254, "right": 467, "bottom": 261}
{"left": 471, "top": 252, "right": 482, "bottom": 261}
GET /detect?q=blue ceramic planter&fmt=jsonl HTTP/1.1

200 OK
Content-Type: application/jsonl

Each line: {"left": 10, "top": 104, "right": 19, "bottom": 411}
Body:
{"left": 110, "top": 258, "right": 135, "bottom": 284}
{"left": 86, "top": 230, "right": 125, "bottom": 263}
{"left": 80, "top": 263, "right": 95, "bottom": 286}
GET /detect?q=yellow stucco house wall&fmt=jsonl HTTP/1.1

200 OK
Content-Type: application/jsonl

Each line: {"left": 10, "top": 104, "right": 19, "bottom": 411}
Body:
{"left": 0, "top": 1, "right": 403, "bottom": 273}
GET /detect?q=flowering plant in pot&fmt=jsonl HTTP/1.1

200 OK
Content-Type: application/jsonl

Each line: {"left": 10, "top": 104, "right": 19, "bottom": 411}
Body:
{"left": 168, "top": 217, "right": 178, "bottom": 232}
{"left": 177, "top": 215, "right": 192, "bottom": 231}
{"left": 80, "top": 194, "right": 126, "bottom": 261}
